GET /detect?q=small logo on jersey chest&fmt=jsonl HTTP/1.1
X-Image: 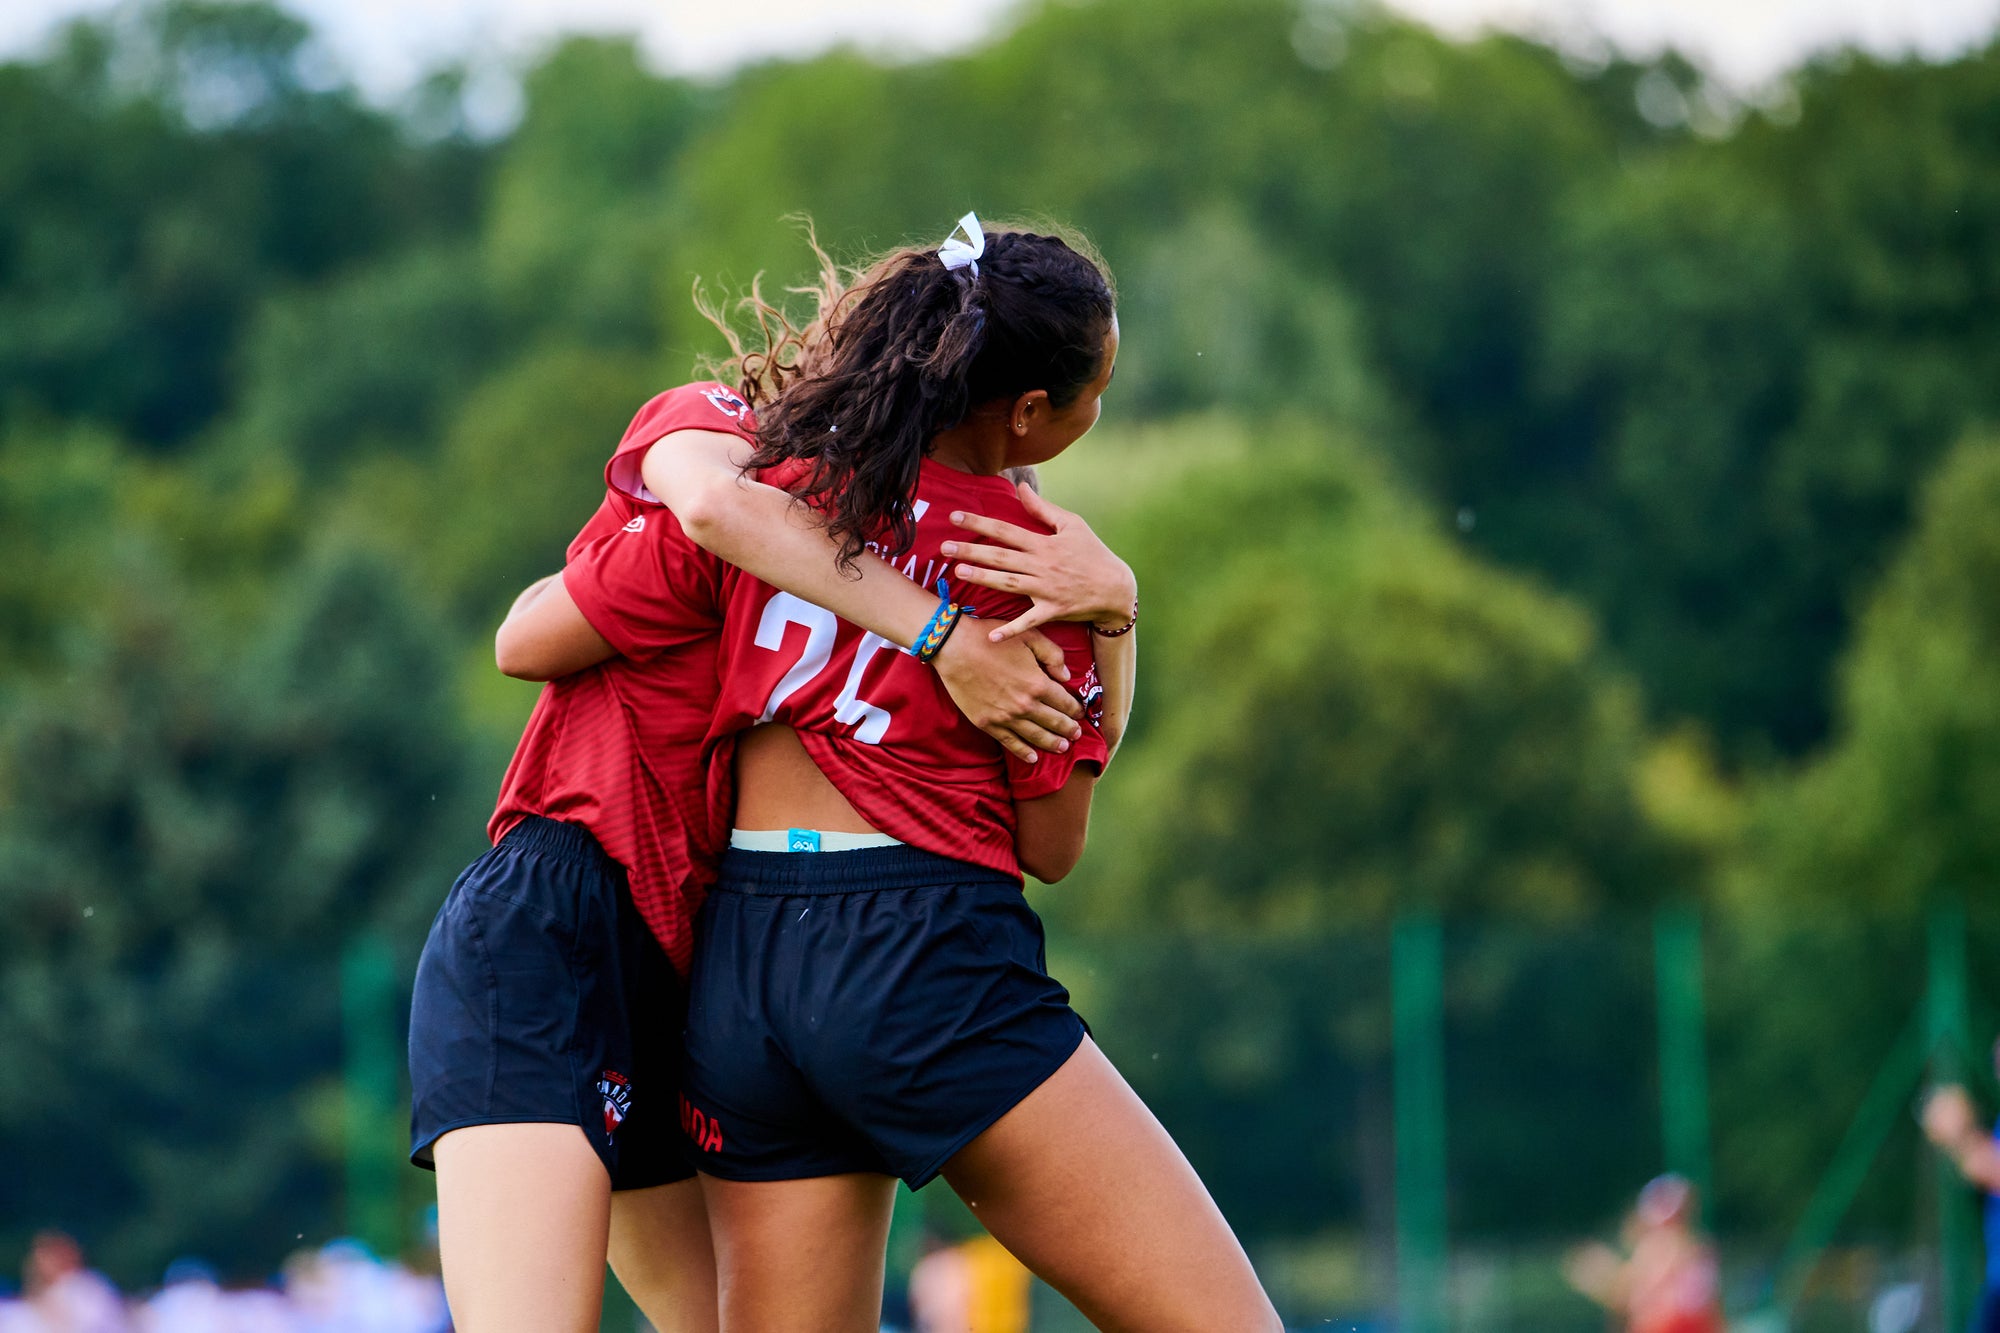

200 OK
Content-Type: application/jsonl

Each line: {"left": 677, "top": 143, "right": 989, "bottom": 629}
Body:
{"left": 622, "top": 515, "right": 646, "bottom": 533}
{"left": 598, "top": 1070, "right": 632, "bottom": 1141}
{"left": 702, "top": 386, "right": 750, "bottom": 420}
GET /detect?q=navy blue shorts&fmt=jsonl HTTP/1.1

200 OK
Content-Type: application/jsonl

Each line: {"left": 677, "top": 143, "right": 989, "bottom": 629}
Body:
{"left": 407, "top": 816, "right": 691, "bottom": 1190}
{"left": 680, "top": 845, "right": 1088, "bottom": 1188}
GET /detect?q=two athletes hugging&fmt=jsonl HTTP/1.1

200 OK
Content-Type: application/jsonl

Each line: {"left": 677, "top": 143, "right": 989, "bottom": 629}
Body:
{"left": 405, "top": 215, "right": 1282, "bottom": 1333}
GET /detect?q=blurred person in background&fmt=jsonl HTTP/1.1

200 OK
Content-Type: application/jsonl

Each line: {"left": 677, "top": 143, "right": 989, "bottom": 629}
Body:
{"left": 7, "top": 1233, "right": 127, "bottom": 1333}
{"left": 134, "top": 1259, "right": 230, "bottom": 1333}
{"left": 284, "top": 1241, "right": 445, "bottom": 1333}
{"left": 908, "top": 1233, "right": 1032, "bottom": 1333}
{"left": 1922, "top": 1039, "right": 2000, "bottom": 1333}
{"left": 1564, "top": 1174, "right": 1724, "bottom": 1333}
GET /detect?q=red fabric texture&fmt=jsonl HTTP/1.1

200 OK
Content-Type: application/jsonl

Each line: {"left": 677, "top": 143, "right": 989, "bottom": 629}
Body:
{"left": 488, "top": 382, "right": 755, "bottom": 975}
{"left": 701, "top": 457, "right": 1107, "bottom": 880}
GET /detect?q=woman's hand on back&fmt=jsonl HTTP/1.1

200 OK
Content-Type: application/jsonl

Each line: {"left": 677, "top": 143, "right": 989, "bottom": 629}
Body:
{"left": 932, "top": 626, "right": 1083, "bottom": 764}
{"left": 941, "top": 484, "right": 1138, "bottom": 643}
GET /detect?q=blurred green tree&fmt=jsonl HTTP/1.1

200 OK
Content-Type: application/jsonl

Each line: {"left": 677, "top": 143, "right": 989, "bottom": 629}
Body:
{"left": 1517, "top": 52, "right": 2000, "bottom": 755}
{"left": 1064, "top": 422, "right": 1678, "bottom": 932}
{"left": 1689, "top": 437, "right": 2000, "bottom": 1239}
{"left": 0, "top": 1, "right": 484, "bottom": 447}
{"left": 228, "top": 247, "right": 505, "bottom": 475}
{"left": 1, "top": 0, "right": 1997, "bottom": 1281}
{"left": 346, "top": 343, "right": 659, "bottom": 632}
{"left": 0, "top": 545, "right": 483, "bottom": 1283}
{"left": 1038, "top": 418, "right": 1686, "bottom": 1240}
{"left": 1752, "top": 435, "right": 2000, "bottom": 911}
{"left": 485, "top": 36, "right": 705, "bottom": 349}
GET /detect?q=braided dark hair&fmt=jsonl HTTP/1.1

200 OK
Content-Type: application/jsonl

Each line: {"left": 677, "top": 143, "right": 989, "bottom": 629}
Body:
{"left": 701, "top": 222, "right": 1115, "bottom": 568}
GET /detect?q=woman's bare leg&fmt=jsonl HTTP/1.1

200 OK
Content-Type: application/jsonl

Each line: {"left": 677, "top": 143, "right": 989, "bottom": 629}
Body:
{"left": 609, "top": 1178, "right": 718, "bottom": 1333}
{"left": 433, "top": 1123, "right": 610, "bottom": 1333}
{"left": 700, "top": 1172, "right": 897, "bottom": 1333}
{"left": 942, "top": 1038, "right": 1281, "bottom": 1333}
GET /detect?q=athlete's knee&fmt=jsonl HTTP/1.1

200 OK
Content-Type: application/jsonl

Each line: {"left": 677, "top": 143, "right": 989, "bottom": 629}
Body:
{"left": 611, "top": 1266, "right": 716, "bottom": 1333}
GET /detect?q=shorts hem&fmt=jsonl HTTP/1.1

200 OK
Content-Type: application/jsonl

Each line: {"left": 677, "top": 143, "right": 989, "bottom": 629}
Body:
{"left": 409, "top": 1115, "right": 609, "bottom": 1174}
{"left": 900, "top": 1019, "right": 1090, "bottom": 1190}
{"left": 612, "top": 1159, "right": 699, "bottom": 1191}
{"left": 692, "top": 1160, "right": 889, "bottom": 1184}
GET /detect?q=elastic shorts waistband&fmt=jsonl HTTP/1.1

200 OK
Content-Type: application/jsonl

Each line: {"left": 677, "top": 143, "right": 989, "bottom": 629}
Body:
{"left": 495, "top": 815, "right": 618, "bottom": 874}
{"left": 730, "top": 828, "right": 905, "bottom": 853}
{"left": 716, "top": 844, "right": 1019, "bottom": 896}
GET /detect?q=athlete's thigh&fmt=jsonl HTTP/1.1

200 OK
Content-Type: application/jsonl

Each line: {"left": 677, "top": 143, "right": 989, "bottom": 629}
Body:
{"left": 608, "top": 1178, "right": 717, "bottom": 1333}
{"left": 940, "top": 1037, "right": 1281, "bottom": 1333}
{"left": 433, "top": 1122, "right": 611, "bottom": 1333}
{"left": 699, "top": 1172, "right": 896, "bottom": 1333}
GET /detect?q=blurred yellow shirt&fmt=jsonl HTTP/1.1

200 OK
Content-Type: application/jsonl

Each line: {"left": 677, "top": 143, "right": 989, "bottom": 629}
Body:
{"left": 910, "top": 1234, "right": 1031, "bottom": 1333}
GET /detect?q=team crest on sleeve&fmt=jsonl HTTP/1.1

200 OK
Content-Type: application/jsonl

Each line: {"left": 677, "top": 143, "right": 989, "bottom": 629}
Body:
{"left": 701, "top": 386, "right": 750, "bottom": 420}
{"left": 598, "top": 1070, "right": 633, "bottom": 1141}
{"left": 1079, "top": 664, "right": 1105, "bottom": 729}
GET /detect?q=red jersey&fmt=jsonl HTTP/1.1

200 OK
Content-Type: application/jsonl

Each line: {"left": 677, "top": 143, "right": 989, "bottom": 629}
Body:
{"left": 487, "top": 381, "right": 757, "bottom": 975}
{"left": 702, "top": 458, "right": 1109, "bottom": 879}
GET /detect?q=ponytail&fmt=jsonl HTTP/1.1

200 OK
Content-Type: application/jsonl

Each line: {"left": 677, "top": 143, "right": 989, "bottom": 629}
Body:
{"left": 702, "top": 218, "right": 1115, "bottom": 568}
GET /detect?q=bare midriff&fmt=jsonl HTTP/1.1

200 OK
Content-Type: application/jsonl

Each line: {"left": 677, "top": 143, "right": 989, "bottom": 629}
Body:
{"left": 731, "top": 723, "right": 880, "bottom": 833}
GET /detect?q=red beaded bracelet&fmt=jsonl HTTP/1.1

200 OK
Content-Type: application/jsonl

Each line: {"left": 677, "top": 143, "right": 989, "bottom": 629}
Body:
{"left": 1091, "top": 599, "right": 1138, "bottom": 638}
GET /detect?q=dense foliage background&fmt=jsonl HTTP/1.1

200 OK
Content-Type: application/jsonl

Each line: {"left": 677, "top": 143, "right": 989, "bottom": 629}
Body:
{"left": 5, "top": 0, "right": 2000, "bottom": 1319}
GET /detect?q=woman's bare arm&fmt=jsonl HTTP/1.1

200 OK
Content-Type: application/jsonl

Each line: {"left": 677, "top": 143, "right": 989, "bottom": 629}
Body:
{"left": 1092, "top": 626, "right": 1136, "bottom": 763}
{"left": 498, "top": 426, "right": 1124, "bottom": 758}
{"left": 1924, "top": 1086, "right": 2000, "bottom": 1191}
{"left": 494, "top": 568, "right": 1092, "bottom": 761}
{"left": 1011, "top": 625, "right": 1127, "bottom": 876}
{"left": 494, "top": 573, "right": 610, "bottom": 681}
{"left": 644, "top": 431, "right": 943, "bottom": 644}
{"left": 1014, "top": 770, "right": 1099, "bottom": 884}
{"left": 643, "top": 430, "right": 1099, "bottom": 759}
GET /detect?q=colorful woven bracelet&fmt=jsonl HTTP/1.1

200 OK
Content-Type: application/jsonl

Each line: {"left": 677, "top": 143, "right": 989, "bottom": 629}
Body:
{"left": 912, "top": 578, "right": 964, "bottom": 664}
{"left": 1092, "top": 597, "right": 1139, "bottom": 638}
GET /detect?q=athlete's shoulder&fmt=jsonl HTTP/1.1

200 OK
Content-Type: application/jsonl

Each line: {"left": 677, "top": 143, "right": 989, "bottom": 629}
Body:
{"left": 913, "top": 460, "right": 1043, "bottom": 530}
{"left": 607, "top": 381, "right": 758, "bottom": 502}
{"left": 622, "top": 381, "right": 756, "bottom": 446}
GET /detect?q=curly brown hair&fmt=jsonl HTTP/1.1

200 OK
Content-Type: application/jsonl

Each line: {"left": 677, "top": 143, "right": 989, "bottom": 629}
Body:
{"left": 699, "top": 219, "right": 1115, "bottom": 569}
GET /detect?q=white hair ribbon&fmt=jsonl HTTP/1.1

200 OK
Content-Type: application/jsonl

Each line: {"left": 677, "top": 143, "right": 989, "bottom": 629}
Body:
{"left": 938, "top": 212, "right": 984, "bottom": 278}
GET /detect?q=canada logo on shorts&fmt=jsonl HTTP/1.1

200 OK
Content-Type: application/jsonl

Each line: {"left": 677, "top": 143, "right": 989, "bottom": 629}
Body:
{"left": 679, "top": 1092, "right": 725, "bottom": 1154}
{"left": 598, "top": 1070, "right": 633, "bottom": 1141}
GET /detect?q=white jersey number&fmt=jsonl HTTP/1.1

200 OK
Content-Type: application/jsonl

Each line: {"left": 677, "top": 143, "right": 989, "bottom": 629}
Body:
{"left": 753, "top": 593, "right": 895, "bottom": 744}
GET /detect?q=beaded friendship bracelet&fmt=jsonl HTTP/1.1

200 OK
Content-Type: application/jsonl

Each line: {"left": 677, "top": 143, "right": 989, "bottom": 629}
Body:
{"left": 1092, "top": 597, "right": 1139, "bottom": 638}
{"left": 911, "top": 578, "right": 965, "bottom": 664}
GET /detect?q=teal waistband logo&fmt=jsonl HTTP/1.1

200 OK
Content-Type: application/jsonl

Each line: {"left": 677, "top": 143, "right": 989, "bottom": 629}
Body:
{"left": 787, "top": 828, "right": 821, "bottom": 853}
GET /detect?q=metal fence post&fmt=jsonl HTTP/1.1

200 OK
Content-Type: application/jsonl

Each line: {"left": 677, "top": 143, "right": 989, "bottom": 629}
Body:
{"left": 1394, "top": 914, "right": 1448, "bottom": 1333}
{"left": 1929, "top": 902, "right": 1976, "bottom": 1333}
{"left": 1654, "top": 904, "right": 1713, "bottom": 1206}
{"left": 342, "top": 932, "right": 403, "bottom": 1256}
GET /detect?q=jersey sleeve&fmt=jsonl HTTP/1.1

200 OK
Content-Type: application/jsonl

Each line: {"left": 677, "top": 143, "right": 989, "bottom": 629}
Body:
{"left": 605, "top": 382, "right": 758, "bottom": 503}
{"left": 563, "top": 511, "right": 728, "bottom": 661}
{"left": 1004, "top": 624, "right": 1110, "bottom": 802}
